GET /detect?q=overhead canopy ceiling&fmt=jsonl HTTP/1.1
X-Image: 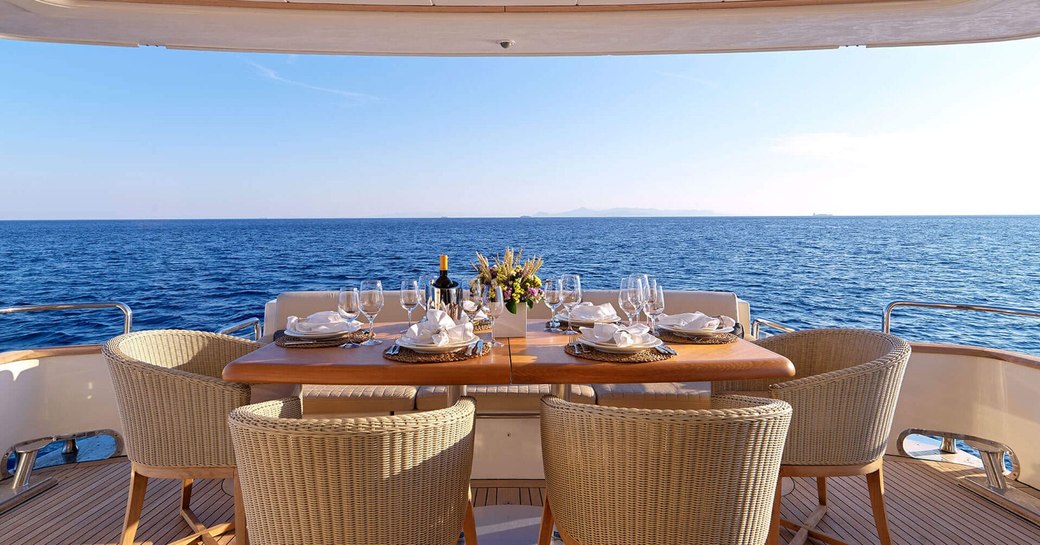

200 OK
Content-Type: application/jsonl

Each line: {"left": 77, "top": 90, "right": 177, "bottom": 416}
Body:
{"left": 2, "top": 0, "right": 1039, "bottom": 55}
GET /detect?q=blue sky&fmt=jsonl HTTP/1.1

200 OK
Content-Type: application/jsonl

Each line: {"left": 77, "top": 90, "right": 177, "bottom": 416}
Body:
{"left": 2, "top": 37, "right": 1039, "bottom": 219}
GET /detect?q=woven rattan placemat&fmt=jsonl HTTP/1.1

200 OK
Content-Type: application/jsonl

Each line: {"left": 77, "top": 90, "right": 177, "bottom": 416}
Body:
{"left": 383, "top": 342, "right": 491, "bottom": 364}
{"left": 273, "top": 329, "right": 373, "bottom": 348}
{"left": 563, "top": 343, "right": 672, "bottom": 363}
{"left": 656, "top": 330, "right": 738, "bottom": 345}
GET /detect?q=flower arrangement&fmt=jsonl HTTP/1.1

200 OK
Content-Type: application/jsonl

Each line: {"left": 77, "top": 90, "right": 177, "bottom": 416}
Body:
{"left": 472, "top": 247, "right": 544, "bottom": 314}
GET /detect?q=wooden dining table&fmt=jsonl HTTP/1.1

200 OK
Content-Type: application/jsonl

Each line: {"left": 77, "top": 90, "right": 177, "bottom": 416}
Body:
{"left": 222, "top": 320, "right": 794, "bottom": 545}
{"left": 223, "top": 320, "right": 795, "bottom": 402}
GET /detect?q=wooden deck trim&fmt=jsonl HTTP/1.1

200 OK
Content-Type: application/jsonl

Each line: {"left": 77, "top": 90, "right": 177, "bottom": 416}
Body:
{"left": 72, "top": 0, "right": 916, "bottom": 15}
{"left": 0, "top": 344, "right": 102, "bottom": 365}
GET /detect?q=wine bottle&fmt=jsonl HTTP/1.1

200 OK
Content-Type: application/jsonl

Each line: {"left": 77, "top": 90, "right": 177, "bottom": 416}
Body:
{"left": 432, "top": 254, "right": 458, "bottom": 289}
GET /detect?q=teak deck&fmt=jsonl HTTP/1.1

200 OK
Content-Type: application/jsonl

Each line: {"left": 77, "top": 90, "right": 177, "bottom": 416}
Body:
{"left": 2, "top": 455, "right": 1038, "bottom": 544}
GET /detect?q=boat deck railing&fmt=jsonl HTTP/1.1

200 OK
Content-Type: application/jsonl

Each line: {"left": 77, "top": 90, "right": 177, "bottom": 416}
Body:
{"left": 0, "top": 302, "right": 133, "bottom": 335}
{"left": 883, "top": 300, "right": 1040, "bottom": 334}
{"left": 218, "top": 318, "right": 262, "bottom": 341}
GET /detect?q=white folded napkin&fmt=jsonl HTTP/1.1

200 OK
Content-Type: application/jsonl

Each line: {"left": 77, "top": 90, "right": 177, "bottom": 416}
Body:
{"left": 657, "top": 312, "right": 736, "bottom": 331}
{"left": 579, "top": 323, "right": 654, "bottom": 347}
{"left": 286, "top": 311, "right": 362, "bottom": 334}
{"left": 404, "top": 308, "right": 475, "bottom": 346}
{"left": 567, "top": 302, "right": 620, "bottom": 322}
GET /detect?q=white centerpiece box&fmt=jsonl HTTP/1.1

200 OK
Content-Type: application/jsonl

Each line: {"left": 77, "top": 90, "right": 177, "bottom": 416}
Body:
{"left": 494, "top": 305, "right": 528, "bottom": 338}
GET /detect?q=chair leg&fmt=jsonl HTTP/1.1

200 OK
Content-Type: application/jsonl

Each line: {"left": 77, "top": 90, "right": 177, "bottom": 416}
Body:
{"left": 867, "top": 467, "right": 892, "bottom": 545}
{"left": 817, "top": 477, "right": 827, "bottom": 506}
{"left": 463, "top": 487, "right": 479, "bottom": 545}
{"left": 119, "top": 469, "right": 149, "bottom": 545}
{"left": 767, "top": 475, "right": 782, "bottom": 545}
{"left": 234, "top": 472, "right": 249, "bottom": 545}
{"left": 537, "top": 496, "right": 555, "bottom": 545}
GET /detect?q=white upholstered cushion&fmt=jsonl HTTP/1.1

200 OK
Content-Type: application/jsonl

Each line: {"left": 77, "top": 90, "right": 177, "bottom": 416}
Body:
{"left": 416, "top": 384, "right": 595, "bottom": 412}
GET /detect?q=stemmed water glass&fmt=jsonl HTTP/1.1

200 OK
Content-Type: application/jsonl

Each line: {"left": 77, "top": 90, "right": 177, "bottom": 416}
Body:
{"left": 542, "top": 278, "right": 564, "bottom": 333}
{"left": 484, "top": 285, "right": 506, "bottom": 347}
{"left": 560, "top": 274, "right": 582, "bottom": 335}
{"left": 647, "top": 284, "right": 666, "bottom": 333}
{"left": 359, "top": 279, "right": 384, "bottom": 346}
{"left": 627, "top": 274, "right": 650, "bottom": 325}
{"left": 465, "top": 280, "right": 484, "bottom": 322}
{"left": 641, "top": 275, "right": 657, "bottom": 324}
{"left": 618, "top": 277, "right": 642, "bottom": 326}
{"left": 400, "top": 279, "right": 420, "bottom": 332}
{"left": 337, "top": 286, "right": 361, "bottom": 348}
{"left": 417, "top": 276, "right": 429, "bottom": 312}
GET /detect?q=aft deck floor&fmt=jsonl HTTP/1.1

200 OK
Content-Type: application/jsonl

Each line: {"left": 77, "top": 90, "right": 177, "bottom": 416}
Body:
{"left": 1, "top": 455, "right": 1038, "bottom": 544}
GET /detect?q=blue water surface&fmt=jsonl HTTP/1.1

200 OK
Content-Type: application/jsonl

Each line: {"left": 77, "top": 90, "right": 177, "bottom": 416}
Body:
{"left": 1, "top": 216, "right": 1038, "bottom": 354}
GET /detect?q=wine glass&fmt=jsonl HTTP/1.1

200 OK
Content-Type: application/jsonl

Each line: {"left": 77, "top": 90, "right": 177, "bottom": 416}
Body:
{"left": 400, "top": 279, "right": 420, "bottom": 332}
{"left": 641, "top": 275, "right": 657, "bottom": 324}
{"left": 337, "top": 287, "right": 361, "bottom": 348}
{"left": 416, "top": 275, "right": 429, "bottom": 312}
{"left": 465, "top": 279, "right": 484, "bottom": 322}
{"left": 618, "top": 277, "right": 641, "bottom": 326}
{"left": 542, "top": 278, "right": 564, "bottom": 333}
{"left": 627, "top": 274, "right": 650, "bottom": 325}
{"left": 560, "top": 274, "right": 582, "bottom": 335}
{"left": 359, "top": 279, "right": 384, "bottom": 346}
{"left": 647, "top": 284, "right": 666, "bottom": 333}
{"left": 484, "top": 284, "right": 506, "bottom": 347}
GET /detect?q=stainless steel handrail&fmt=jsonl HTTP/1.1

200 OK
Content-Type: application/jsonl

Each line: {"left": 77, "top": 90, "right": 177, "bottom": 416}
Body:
{"left": 883, "top": 301, "right": 1040, "bottom": 334}
{"left": 218, "top": 318, "right": 262, "bottom": 341}
{"left": 0, "top": 302, "right": 132, "bottom": 335}
{"left": 751, "top": 318, "right": 796, "bottom": 338}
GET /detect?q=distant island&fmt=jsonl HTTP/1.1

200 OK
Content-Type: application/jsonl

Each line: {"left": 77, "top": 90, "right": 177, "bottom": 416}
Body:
{"left": 531, "top": 207, "right": 717, "bottom": 218}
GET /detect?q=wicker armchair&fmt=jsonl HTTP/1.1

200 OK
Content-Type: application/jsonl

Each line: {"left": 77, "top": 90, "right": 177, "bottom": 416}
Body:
{"left": 715, "top": 328, "right": 912, "bottom": 545}
{"left": 537, "top": 395, "right": 792, "bottom": 545}
{"left": 104, "top": 329, "right": 259, "bottom": 545}
{"left": 228, "top": 397, "right": 478, "bottom": 545}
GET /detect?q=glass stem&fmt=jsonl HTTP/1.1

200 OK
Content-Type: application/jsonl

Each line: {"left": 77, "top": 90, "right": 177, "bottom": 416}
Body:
{"left": 369, "top": 317, "right": 375, "bottom": 338}
{"left": 490, "top": 317, "right": 496, "bottom": 344}
{"left": 406, "top": 309, "right": 413, "bottom": 328}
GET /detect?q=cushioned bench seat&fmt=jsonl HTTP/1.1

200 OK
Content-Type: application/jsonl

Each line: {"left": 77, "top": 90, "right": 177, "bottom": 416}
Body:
{"left": 416, "top": 384, "right": 596, "bottom": 412}
{"left": 302, "top": 385, "right": 417, "bottom": 415}
{"left": 592, "top": 382, "right": 711, "bottom": 409}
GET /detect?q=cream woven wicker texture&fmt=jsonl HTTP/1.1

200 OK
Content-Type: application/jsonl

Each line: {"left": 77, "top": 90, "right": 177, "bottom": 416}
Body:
{"left": 540, "top": 395, "right": 792, "bottom": 545}
{"left": 229, "top": 397, "right": 477, "bottom": 545}
{"left": 103, "top": 329, "right": 258, "bottom": 468}
{"left": 713, "top": 328, "right": 912, "bottom": 466}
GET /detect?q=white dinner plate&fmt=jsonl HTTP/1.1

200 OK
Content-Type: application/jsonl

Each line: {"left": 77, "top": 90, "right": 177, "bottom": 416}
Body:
{"left": 658, "top": 323, "right": 734, "bottom": 336}
{"left": 397, "top": 336, "right": 478, "bottom": 354}
{"left": 577, "top": 336, "right": 663, "bottom": 354}
{"left": 284, "top": 326, "right": 361, "bottom": 339}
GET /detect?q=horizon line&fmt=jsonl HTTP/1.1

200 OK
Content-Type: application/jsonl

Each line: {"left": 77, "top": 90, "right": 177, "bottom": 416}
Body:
{"left": 2, "top": 213, "right": 1039, "bottom": 221}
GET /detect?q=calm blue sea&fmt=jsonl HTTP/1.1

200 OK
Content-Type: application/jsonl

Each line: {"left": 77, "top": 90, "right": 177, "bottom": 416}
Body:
{"left": 1, "top": 216, "right": 1038, "bottom": 354}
